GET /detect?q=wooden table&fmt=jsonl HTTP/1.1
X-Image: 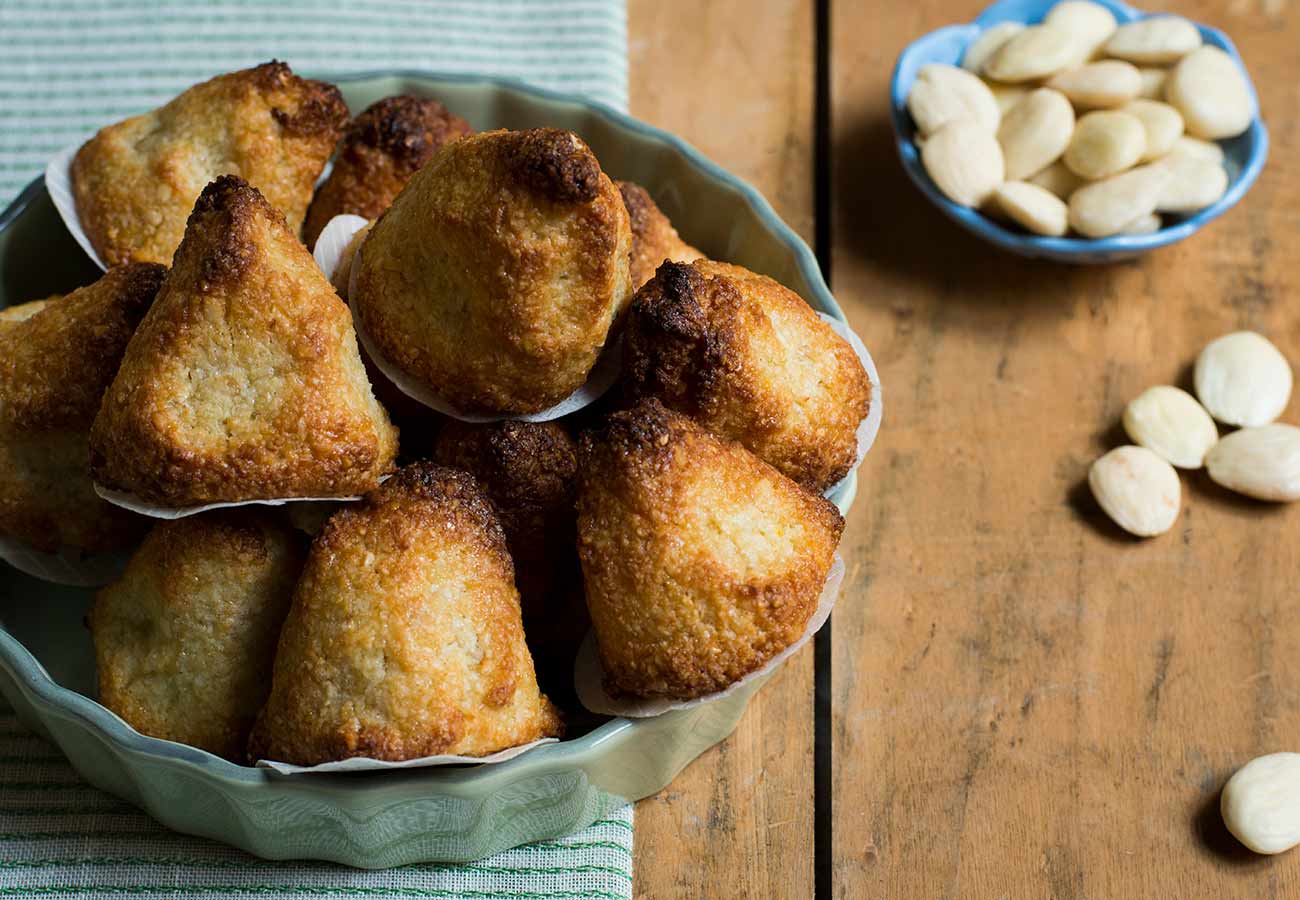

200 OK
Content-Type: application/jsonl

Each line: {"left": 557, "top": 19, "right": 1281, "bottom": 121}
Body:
{"left": 628, "top": 0, "right": 1300, "bottom": 896}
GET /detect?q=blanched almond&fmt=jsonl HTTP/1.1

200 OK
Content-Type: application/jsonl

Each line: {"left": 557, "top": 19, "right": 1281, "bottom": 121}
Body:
{"left": 985, "top": 25, "right": 1082, "bottom": 82}
{"left": 1122, "top": 385, "right": 1218, "bottom": 468}
{"left": 1044, "top": 1, "right": 1118, "bottom": 63}
{"left": 992, "top": 181, "right": 1069, "bottom": 236}
{"left": 1136, "top": 67, "right": 1168, "bottom": 100}
{"left": 1068, "top": 164, "right": 1169, "bottom": 237}
{"left": 921, "top": 120, "right": 1005, "bottom": 207}
{"left": 1105, "top": 16, "right": 1202, "bottom": 64}
{"left": 1064, "top": 110, "right": 1147, "bottom": 179}
{"left": 1088, "top": 445, "right": 1181, "bottom": 537}
{"left": 1124, "top": 99, "right": 1184, "bottom": 161}
{"left": 963, "top": 22, "right": 1025, "bottom": 73}
{"left": 997, "top": 88, "right": 1076, "bottom": 180}
{"left": 1206, "top": 425, "right": 1300, "bottom": 502}
{"left": 1222, "top": 754, "right": 1300, "bottom": 854}
{"left": 1170, "top": 135, "right": 1225, "bottom": 164}
{"left": 1166, "top": 46, "right": 1254, "bottom": 140}
{"left": 1047, "top": 61, "right": 1141, "bottom": 108}
{"left": 986, "top": 81, "right": 1031, "bottom": 115}
{"left": 1028, "top": 161, "right": 1085, "bottom": 199}
{"left": 908, "top": 63, "right": 1002, "bottom": 135}
{"left": 1121, "top": 212, "right": 1162, "bottom": 234}
{"left": 1152, "top": 152, "right": 1228, "bottom": 213}
{"left": 1195, "top": 332, "right": 1292, "bottom": 427}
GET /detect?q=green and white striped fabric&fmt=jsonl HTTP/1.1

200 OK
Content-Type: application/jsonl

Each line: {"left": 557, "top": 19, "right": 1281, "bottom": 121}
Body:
{"left": 0, "top": 709, "right": 634, "bottom": 897}
{"left": 0, "top": 0, "right": 629, "bottom": 206}
{"left": 0, "top": 2, "right": 632, "bottom": 895}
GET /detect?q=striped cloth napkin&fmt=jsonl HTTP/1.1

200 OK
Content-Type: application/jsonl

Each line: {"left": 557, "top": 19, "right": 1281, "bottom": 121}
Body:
{"left": 0, "top": 2, "right": 633, "bottom": 898}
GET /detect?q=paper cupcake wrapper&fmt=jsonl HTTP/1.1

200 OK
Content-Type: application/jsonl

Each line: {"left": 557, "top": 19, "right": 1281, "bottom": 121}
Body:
{"left": 0, "top": 534, "right": 132, "bottom": 587}
{"left": 573, "top": 553, "right": 845, "bottom": 718}
{"left": 94, "top": 484, "right": 368, "bottom": 521}
{"left": 312, "top": 213, "right": 370, "bottom": 287}
{"left": 48, "top": 138, "right": 337, "bottom": 273}
{"left": 255, "top": 736, "right": 559, "bottom": 774}
{"left": 819, "top": 312, "right": 882, "bottom": 499}
{"left": 336, "top": 222, "right": 621, "bottom": 425}
{"left": 46, "top": 140, "right": 108, "bottom": 271}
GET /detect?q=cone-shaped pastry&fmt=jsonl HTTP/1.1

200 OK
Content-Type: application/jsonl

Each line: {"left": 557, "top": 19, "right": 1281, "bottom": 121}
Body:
{"left": 0, "top": 265, "right": 164, "bottom": 553}
{"left": 90, "top": 510, "right": 305, "bottom": 761}
{"left": 72, "top": 61, "right": 348, "bottom": 267}
{"left": 89, "top": 176, "right": 399, "bottom": 508}
{"left": 577, "top": 399, "right": 844, "bottom": 700}
{"left": 431, "top": 420, "right": 587, "bottom": 668}
{"left": 248, "top": 463, "right": 563, "bottom": 765}
{"left": 351, "top": 128, "right": 632, "bottom": 415}
{"left": 623, "top": 260, "right": 872, "bottom": 492}
{"left": 616, "top": 180, "right": 703, "bottom": 290}
{"left": 303, "top": 96, "right": 473, "bottom": 248}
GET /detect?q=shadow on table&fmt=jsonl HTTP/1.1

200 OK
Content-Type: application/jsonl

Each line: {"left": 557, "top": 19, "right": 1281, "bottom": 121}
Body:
{"left": 831, "top": 111, "right": 1123, "bottom": 315}
{"left": 1192, "top": 788, "right": 1268, "bottom": 867}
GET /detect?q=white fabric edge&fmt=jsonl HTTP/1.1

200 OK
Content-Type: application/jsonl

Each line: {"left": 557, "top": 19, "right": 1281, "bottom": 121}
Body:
{"left": 254, "top": 736, "right": 559, "bottom": 774}
{"left": 0, "top": 534, "right": 131, "bottom": 587}
{"left": 573, "top": 553, "right": 846, "bottom": 717}
{"left": 45, "top": 139, "right": 108, "bottom": 272}
{"left": 349, "top": 238, "right": 622, "bottom": 424}
{"left": 820, "top": 312, "right": 883, "bottom": 497}
{"left": 93, "top": 483, "right": 366, "bottom": 521}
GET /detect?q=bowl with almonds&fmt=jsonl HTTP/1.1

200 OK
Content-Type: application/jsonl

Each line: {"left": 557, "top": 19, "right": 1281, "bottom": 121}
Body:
{"left": 889, "top": 0, "right": 1268, "bottom": 262}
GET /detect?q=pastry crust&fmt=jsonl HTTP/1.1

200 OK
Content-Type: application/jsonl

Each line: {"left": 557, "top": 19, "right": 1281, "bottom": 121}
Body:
{"left": 577, "top": 399, "right": 843, "bottom": 700}
{"left": 0, "top": 265, "right": 164, "bottom": 552}
{"left": 616, "top": 180, "right": 703, "bottom": 290}
{"left": 71, "top": 61, "right": 347, "bottom": 266}
{"left": 431, "top": 420, "right": 586, "bottom": 661}
{"left": 303, "top": 95, "right": 473, "bottom": 248}
{"left": 91, "top": 510, "right": 305, "bottom": 761}
{"left": 248, "top": 463, "right": 563, "bottom": 766}
{"left": 622, "top": 260, "right": 872, "bottom": 491}
{"left": 89, "top": 176, "right": 399, "bottom": 507}
{"left": 352, "top": 128, "right": 632, "bottom": 414}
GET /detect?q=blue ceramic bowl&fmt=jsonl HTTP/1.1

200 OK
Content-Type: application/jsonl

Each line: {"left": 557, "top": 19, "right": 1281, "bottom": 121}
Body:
{"left": 890, "top": 0, "right": 1269, "bottom": 263}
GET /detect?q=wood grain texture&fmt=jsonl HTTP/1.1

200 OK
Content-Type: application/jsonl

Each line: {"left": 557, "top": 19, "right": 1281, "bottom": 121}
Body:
{"left": 627, "top": 1, "right": 817, "bottom": 898}
{"left": 832, "top": 1, "right": 1300, "bottom": 897}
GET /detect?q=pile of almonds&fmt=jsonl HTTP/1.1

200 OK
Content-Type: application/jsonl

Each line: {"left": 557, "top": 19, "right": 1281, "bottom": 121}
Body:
{"left": 907, "top": 1, "right": 1253, "bottom": 238}
{"left": 1089, "top": 331, "right": 1298, "bottom": 537}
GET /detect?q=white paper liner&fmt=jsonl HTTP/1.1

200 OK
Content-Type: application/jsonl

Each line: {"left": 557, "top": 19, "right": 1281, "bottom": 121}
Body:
{"left": 311, "top": 213, "right": 369, "bottom": 284}
{"left": 347, "top": 238, "right": 622, "bottom": 425}
{"left": 819, "top": 312, "right": 883, "bottom": 498}
{"left": 93, "top": 484, "right": 367, "bottom": 521}
{"left": 254, "top": 736, "right": 559, "bottom": 774}
{"left": 0, "top": 534, "right": 131, "bottom": 587}
{"left": 46, "top": 140, "right": 108, "bottom": 271}
{"left": 573, "top": 554, "right": 846, "bottom": 718}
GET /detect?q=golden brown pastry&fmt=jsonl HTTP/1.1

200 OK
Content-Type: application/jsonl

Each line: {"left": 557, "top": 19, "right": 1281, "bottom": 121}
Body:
{"left": 248, "top": 463, "right": 563, "bottom": 765}
{"left": 616, "top": 180, "right": 704, "bottom": 290}
{"left": 71, "top": 61, "right": 347, "bottom": 267}
{"left": 90, "top": 510, "right": 305, "bottom": 761}
{"left": 577, "top": 399, "right": 843, "bottom": 700}
{"left": 303, "top": 96, "right": 473, "bottom": 248}
{"left": 89, "top": 176, "right": 399, "bottom": 508}
{"left": 0, "top": 266, "right": 164, "bottom": 553}
{"left": 351, "top": 128, "right": 632, "bottom": 415}
{"left": 0, "top": 297, "right": 56, "bottom": 325}
{"left": 622, "top": 259, "right": 871, "bottom": 492}
{"left": 431, "top": 420, "right": 586, "bottom": 661}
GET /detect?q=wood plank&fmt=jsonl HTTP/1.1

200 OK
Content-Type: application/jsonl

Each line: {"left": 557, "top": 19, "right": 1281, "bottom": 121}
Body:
{"left": 627, "top": 1, "right": 817, "bottom": 897}
{"left": 831, "top": 1, "right": 1300, "bottom": 897}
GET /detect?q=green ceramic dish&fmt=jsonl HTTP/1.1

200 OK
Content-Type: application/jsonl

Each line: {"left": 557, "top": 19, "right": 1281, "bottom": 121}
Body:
{"left": 0, "top": 71, "right": 864, "bottom": 867}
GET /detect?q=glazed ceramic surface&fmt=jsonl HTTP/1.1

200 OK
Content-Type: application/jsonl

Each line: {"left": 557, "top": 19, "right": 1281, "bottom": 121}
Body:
{"left": 890, "top": 0, "right": 1268, "bottom": 263}
{"left": 0, "top": 72, "right": 861, "bottom": 867}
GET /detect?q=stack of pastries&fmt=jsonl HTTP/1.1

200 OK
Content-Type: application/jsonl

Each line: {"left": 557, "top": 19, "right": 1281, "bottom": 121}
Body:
{"left": 1, "top": 62, "right": 874, "bottom": 766}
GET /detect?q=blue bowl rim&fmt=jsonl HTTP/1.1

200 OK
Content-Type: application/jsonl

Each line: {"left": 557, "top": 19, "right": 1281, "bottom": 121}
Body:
{"left": 0, "top": 68, "right": 856, "bottom": 792}
{"left": 888, "top": 0, "right": 1270, "bottom": 259}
